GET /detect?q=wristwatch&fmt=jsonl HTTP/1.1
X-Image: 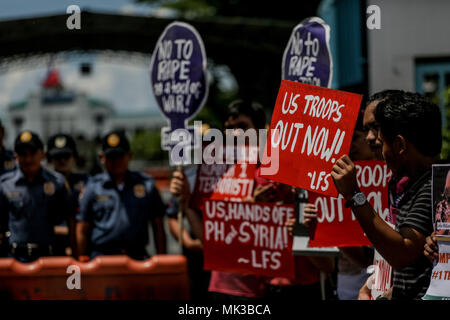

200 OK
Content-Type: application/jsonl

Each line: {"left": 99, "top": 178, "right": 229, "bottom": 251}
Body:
{"left": 344, "top": 192, "right": 367, "bottom": 208}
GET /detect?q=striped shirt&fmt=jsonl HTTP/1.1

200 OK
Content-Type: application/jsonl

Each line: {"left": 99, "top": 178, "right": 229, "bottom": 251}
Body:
{"left": 391, "top": 170, "right": 433, "bottom": 300}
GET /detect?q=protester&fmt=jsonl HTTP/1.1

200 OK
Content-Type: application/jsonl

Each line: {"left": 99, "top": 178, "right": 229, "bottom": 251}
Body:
{"left": 335, "top": 109, "right": 375, "bottom": 300}
{"left": 75, "top": 130, "right": 166, "bottom": 260}
{"left": 358, "top": 89, "right": 412, "bottom": 299}
{"left": 362, "top": 90, "right": 407, "bottom": 160}
{"left": 331, "top": 92, "right": 442, "bottom": 299}
{"left": 288, "top": 110, "right": 375, "bottom": 300}
{"left": 170, "top": 99, "right": 272, "bottom": 300}
{"left": 257, "top": 180, "right": 335, "bottom": 301}
{"left": 167, "top": 163, "right": 210, "bottom": 300}
{"left": 0, "top": 130, "right": 75, "bottom": 262}
{"left": 47, "top": 133, "right": 88, "bottom": 257}
{"left": 424, "top": 232, "right": 439, "bottom": 263}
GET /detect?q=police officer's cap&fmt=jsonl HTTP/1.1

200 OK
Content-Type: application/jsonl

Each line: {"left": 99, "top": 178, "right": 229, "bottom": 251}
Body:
{"left": 14, "top": 130, "right": 44, "bottom": 153}
{"left": 47, "top": 134, "right": 78, "bottom": 159}
{"left": 102, "top": 131, "right": 130, "bottom": 156}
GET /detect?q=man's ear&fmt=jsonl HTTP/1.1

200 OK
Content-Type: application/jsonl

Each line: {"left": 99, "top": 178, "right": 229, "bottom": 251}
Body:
{"left": 393, "top": 135, "right": 407, "bottom": 155}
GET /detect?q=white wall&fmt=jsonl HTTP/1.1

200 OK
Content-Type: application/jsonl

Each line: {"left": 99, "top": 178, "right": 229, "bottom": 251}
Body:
{"left": 368, "top": 0, "right": 450, "bottom": 94}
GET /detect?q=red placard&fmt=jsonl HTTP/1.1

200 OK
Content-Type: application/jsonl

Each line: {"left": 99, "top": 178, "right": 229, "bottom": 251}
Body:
{"left": 203, "top": 200, "right": 295, "bottom": 278}
{"left": 260, "top": 80, "right": 362, "bottom": 197}
{"left": 190, "top": 159, "right": 257, "bottom": 211}
{"left": 308, "top": 161, "right": 392, "bottom": 247}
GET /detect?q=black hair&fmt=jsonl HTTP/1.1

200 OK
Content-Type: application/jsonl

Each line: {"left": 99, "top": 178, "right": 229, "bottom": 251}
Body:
{"left": 374, "top": 91, "right": 442, "bottom": 157}
{"left": 355, "top": 90, "right": 406, "bottom": 132}
{"left": 226, "top": 99, "right": 266, "bottom": 130}
{"left": 367, "top": 89, "right": 406, "bottom": 106}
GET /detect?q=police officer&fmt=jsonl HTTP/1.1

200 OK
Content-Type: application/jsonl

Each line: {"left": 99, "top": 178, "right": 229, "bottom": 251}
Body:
{"left": 0, "top": 118, "right": 16, "bottom": 175}
{"left": 75, "top": 131, "right": 166, "bottom": 261}
{"left": 47, "top": 133, "right": 88, "bottom": 257}
{"left": 0, "top": 119, "right": 16, "bottom": 256}
{"left": 0, "top": 130, "right": 75, "bottom": 262}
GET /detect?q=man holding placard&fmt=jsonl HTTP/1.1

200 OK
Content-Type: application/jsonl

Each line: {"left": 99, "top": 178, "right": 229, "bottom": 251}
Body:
{"left": 331, "top": 92, "right": 442, "bottom": 299}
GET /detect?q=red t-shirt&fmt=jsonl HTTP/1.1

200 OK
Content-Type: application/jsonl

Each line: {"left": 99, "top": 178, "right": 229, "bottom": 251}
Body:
{"left": 207, "top": 166, "right": 270, "bottom": 298}
{"left": 269, "top": 256, "right": 321, "bottom": 286}
{"left": 208, "top": 271, "right": 269, "bottom": 298}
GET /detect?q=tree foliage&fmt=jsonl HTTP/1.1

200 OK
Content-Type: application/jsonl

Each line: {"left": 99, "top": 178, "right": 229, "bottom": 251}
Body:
{"left": 130, "top": 129, "right": 165, "bottom": 161}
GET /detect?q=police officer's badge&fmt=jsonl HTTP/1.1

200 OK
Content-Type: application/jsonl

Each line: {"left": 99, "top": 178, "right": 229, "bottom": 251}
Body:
{"left": 134, "top": 184, "right": 146, "bottom": 198}
{"left": 4, "top": 160, "right": 15, "bottom": 170}
{"left": 107, "top": 134, "right": 120, "bottom": 147}
{"left": 55, "top": 136, "right": 67, "bottom": 148}
{"left": 43, "top": 181, "right": 55, "bottom": 196}
{"left": 20, "top": 131, "right": 32, "bottom": 143}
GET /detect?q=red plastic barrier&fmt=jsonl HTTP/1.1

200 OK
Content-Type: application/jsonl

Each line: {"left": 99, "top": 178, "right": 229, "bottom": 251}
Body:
{"left": 0, "top": 254, "right": 189, "bottom": 300}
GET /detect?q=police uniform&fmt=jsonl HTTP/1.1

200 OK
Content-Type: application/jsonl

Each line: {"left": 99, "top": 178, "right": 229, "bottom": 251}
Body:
{"left": 0, "top": 148, "right": 16, "bottom": 176}
{"left": 47, "top": 133, "right": 88, "bottom": 255}
{"left": 76, "top": 131, "right": 165, "bottom": 260}
{"left": 0, "top": 131, "right": 75, "bottom": 262}
{"left": 47, "top": 134, "right": 88, "bottom": 205}
{"left": 0, "top": 148, "right": 15, "bottom": 256}
{"left": 0, "top": 118, "right": 16, "bottom": 176}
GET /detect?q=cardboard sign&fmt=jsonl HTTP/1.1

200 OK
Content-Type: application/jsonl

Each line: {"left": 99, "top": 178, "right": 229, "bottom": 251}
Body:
{"left": 203, "top": 200, "right": 296, "bottom": 278}
{"left": 432, "top": 164, "right": 450, "bottom": 240}
{"left": 369, "top": 249, "right": 393, "bottom": 300}
{"left": 292, "top": 189, "right": 339, "bottom": 256}
{"left": 190, "top": 162, "right": 257, "bottom": 211}
{"left": 423, "top": 165, "right": 450, "bottom": 299}
{"left": 150, "top": 21, "right": 208, "bottom": 151}
{"left": 423, "top": 242, "right": 450, "bottom": 300}
{"left": 308, "top": 161, "right": 391, "bottom": 247}
{"left": 190, "top": 146, "right": 258, "bottom": 211}
{"left": 282, "top": 17, "right": 333, "bottom": 88}
{"left": 260, "top": 80, "right": 362, "bottom": 197}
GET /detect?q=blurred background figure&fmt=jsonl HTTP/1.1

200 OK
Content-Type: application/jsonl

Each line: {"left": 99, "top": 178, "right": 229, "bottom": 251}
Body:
{"left": 0, "top": 130, "right": 75, "bottom": 262}
{"left": 336, "top": 109, "right": 375, "bottom": 300}
{"left": 0, "top": 118, "right": 16, "bottom": 256}
{"left": 166, "top": 123, "right": 212, "bottom": 301}
{"left": 256, "top": 181, "right": 336, "bottom": 301}
{"left": 76, "top": 130, "right": 166, "bottom": 261}
{"left": 0, "top": 118, "right": 16, "bottom": 176}
{"left": 170, "top": 100, "right": 273, "bottom": 301}
{"left": 47, "top": 133, "right": 88, "bottom": 257}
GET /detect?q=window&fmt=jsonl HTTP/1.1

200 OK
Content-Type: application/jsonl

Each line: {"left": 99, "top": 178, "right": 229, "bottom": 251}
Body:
{"left": 416, "top": 60, "right": 450, "bottom": 127}
{"left": 416, "top": 59, "right": 450, "bottom": 159}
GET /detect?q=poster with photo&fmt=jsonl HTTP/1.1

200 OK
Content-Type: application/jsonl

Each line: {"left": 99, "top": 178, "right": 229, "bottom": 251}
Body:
{"left": 432, "top": 164, "right": 450, "bottom": 241}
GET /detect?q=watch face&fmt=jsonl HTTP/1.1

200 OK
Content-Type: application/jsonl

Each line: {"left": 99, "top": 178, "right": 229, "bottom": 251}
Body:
{"left": 354, "top": 192, "right": 366, "bottom": 206}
